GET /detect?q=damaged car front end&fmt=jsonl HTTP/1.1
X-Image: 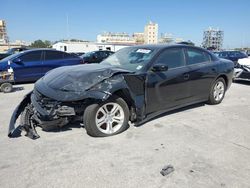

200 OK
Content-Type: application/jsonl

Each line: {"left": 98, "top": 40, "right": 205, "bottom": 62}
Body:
{"left": 234, "top": 57, "right": 250, "bottom": 81}
{"left": 8, "top": 63, "right": 145, "bottom": 139}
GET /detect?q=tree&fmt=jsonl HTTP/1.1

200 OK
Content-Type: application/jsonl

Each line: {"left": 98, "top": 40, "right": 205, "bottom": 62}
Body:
{"left": 30, "top": 40, "right": 51, "bottom": 48}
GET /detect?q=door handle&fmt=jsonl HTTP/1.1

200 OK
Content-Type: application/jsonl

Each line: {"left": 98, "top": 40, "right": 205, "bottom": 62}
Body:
{"left": 184, "top": 74, "right": 189, "bottom": 80}
{"left": 183, "top": 73, "right": 190, "bottom": 80}
{"left": 211, "top": 68, "right": 216, "bottom": 72}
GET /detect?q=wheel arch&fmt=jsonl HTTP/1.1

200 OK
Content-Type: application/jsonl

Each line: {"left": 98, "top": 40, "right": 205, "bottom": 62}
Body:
{"left": 216, "top": 74, "right": 229, "bottom": 88}
{"left": 111, "top": 88, "right": 135, "bottom": 110}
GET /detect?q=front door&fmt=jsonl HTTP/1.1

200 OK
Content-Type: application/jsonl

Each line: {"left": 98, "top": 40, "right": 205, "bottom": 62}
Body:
{"left": 12, "top": 51, "right": 43, "bottom": 82}
{"left": 146, "top": 47, "right": 191, "bottom": 114}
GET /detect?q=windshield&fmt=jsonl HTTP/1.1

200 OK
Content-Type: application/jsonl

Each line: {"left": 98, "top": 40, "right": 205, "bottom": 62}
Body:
{"left": 0, "top": 53, "right": 20, "bottom": 62}
{"left": 101, "top": 47, "right": 157, "bottom": 71}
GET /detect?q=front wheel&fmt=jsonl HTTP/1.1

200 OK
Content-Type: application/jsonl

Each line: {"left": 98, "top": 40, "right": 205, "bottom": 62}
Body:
{"left": 83, "top": 96, "right": 130, "bottom": 137}
{"left": 208, "top": 78, "right": 226, "bottom": 105}
{"left": 1, "top": 83, "right": 13, "bottom": 93}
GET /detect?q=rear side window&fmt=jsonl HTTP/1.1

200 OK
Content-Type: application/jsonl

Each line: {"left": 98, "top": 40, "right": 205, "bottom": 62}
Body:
{"left": 154, "top": 48, "right": 185, "bottom": 69}
{"left": 63, "top": 52, "right": 77, "bottom": 59}
{"left": 186, "top": 49, "right": 210, "bottom": 65}
{"left": 45, "top": 51, "right": 64, "bottom": 60}
{"left": 20, "top": 51, "right": 42, "bottom": 62}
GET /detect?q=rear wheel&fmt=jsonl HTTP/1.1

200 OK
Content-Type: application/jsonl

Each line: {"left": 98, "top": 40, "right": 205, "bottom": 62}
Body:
{"left": 208, "top": 78, "right": 226, "bottom": 105}
{"left": 1, "top": 83, "right": 13, "bottom": 93}
{"left": 84, "top": 96, "right": 130, "bottom": 137}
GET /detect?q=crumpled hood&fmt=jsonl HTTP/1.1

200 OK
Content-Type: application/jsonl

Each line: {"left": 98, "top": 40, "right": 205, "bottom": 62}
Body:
{"left": 38, "top": 63, "right": 131, "bottom": 93}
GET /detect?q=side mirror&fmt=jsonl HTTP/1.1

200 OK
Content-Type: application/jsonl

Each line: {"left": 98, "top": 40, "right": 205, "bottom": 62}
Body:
{"left": 151, "top": 64, "right": 168, "bottom": 72}
{"left": 13, "top": 58, "right": 23, "bottom": 64}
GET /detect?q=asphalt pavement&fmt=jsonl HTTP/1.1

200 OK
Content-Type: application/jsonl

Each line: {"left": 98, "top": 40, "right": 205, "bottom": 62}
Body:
{"left": 0, "top": 82, "right": 250, "bottom": 188}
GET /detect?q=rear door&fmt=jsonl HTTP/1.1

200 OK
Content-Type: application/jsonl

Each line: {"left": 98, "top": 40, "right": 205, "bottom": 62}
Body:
{"left": 43, "top": 50, "right": 67, "bottom": 74}
{"left": 12, "top": 51, "right": 43, "bottom": 82}
{"left": 184, "top": 47, "right": 217, "bottom": 101}
{"left": 146, "top": 47, "right": 191, "bottom": 114}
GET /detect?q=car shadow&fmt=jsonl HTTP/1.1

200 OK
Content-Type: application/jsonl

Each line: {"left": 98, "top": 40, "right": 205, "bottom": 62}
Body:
{"left": 43, "top": 121, "right": 83, "bottom": 133}
{"left": 12, "top": 86, "right": 24, "bottom": 92}
{"left": 135, "top": 102, "right": 205, "bottom": 127}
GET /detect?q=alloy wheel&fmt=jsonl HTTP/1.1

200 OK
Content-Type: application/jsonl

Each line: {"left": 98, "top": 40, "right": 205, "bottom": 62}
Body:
{"left": 213, "top": 81, "right": 225, "bottom": 101}
{"left": 95, "top": 102, "right": 125, "bottom": 134}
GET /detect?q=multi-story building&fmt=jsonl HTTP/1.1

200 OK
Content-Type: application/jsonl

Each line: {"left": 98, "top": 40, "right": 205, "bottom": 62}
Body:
{"left": 0, "top": 20, "right": 8, "bottom": 44}
{"left": 202, "top": 27, "right": 224, "bottom": 51}
{"left": 97, "top": 32, "right": 136, "bottom": 44}
{"left": 144, "top": 21, "right": 158, "bottom": 44}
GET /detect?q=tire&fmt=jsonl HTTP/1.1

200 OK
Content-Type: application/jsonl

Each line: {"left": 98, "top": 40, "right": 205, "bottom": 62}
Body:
{"left": 208, "top": 77, "right": 226, "bottom": 105}
{"left": 83, "top": 96, "right": 130, "bottom": 137}
{"left": 1, "top": 83, "right": 13, "bottom": 93}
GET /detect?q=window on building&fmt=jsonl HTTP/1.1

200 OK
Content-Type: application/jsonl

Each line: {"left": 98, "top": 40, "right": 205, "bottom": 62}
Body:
{"left": 154, "top": 48, "right": 185, "bottom": 69}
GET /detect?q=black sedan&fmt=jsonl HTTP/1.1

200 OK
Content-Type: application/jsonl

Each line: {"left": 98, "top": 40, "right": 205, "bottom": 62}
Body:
{"left": 9, "top": 45, "right": 234, "bottom": 139}
{"left": 80, "top": 50, "right": 114, "bottom": 64}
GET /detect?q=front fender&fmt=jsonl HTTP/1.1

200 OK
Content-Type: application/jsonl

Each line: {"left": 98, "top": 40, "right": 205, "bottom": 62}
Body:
{"left": 8, "top": 91, "right": 32, "bottom": 137}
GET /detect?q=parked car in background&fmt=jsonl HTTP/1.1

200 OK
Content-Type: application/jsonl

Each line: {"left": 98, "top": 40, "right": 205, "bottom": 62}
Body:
{"left": 0, "top": 47, "right": 28, "bottom": 60}
{"left": 9, "top": 45, "right": 234, "bottom": 139}
{"left": 80, "top": 50, "right": 114, "bottom": 64}
{"left": 0, "top": 49, "right": 83, "bottom": 85}
{"left": 70, "top": 52, "right": 85, "bottom": 56}
{"left": 217, "top": 51, "right": 248, "bottom": 66}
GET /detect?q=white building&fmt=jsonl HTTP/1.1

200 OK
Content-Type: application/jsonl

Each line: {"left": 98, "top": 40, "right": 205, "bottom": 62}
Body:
{"left": 97, "top": 32, "right": 136, "bottom": 44}
{"left": 52, "top": 41, "right": 133, "bottom": 53}
{"left": 144, "top": 21, "right": 158, "bottom": 44}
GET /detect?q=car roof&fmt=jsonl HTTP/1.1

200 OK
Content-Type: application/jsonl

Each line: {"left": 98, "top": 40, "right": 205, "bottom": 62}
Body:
{"left": 129, "top": 44, "right": 204, "bottom": 50}
{"left": 22, "top": 48, "right": 61, "bottom": 53}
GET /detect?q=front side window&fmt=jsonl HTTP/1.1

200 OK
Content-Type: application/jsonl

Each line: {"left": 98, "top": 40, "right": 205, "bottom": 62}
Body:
{"left": 20, "top": 51, "right": 42, "bottom": 62}
{"left": 186, "top": 49, "right": 210, "bottom": 65}
{"left": 45, "top": 51, "right": 64, "bottom": 60}
{"left": 154, "top": 48, "right": 185, "bottom": 69}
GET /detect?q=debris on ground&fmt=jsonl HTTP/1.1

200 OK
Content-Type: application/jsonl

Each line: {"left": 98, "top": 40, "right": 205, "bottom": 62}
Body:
{"left": 160, "top": 165, "right": 174, "bottom": 176}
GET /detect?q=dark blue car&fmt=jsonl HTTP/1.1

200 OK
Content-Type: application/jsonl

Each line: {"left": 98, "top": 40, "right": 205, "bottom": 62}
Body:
{"left": 0, "top": 49, "right": 83, "bottom": 83}
{"left": 216, "top": 51, "right": 248, "bottom": 66}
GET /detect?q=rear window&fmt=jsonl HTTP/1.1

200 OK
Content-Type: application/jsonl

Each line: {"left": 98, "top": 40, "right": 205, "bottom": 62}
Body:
{"left": 45, "top": 51, "right": 64, "bottom": 60}
{"left": 63, "top": 52, "right": 77, "bottom": 59}
{"left": 186, "top": 49, "right": 210, "bottom": 65}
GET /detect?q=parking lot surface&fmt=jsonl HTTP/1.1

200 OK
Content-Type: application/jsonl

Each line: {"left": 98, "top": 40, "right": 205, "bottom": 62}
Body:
{"left": 0, "top": 82, "right": 250, "bottom": 188}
